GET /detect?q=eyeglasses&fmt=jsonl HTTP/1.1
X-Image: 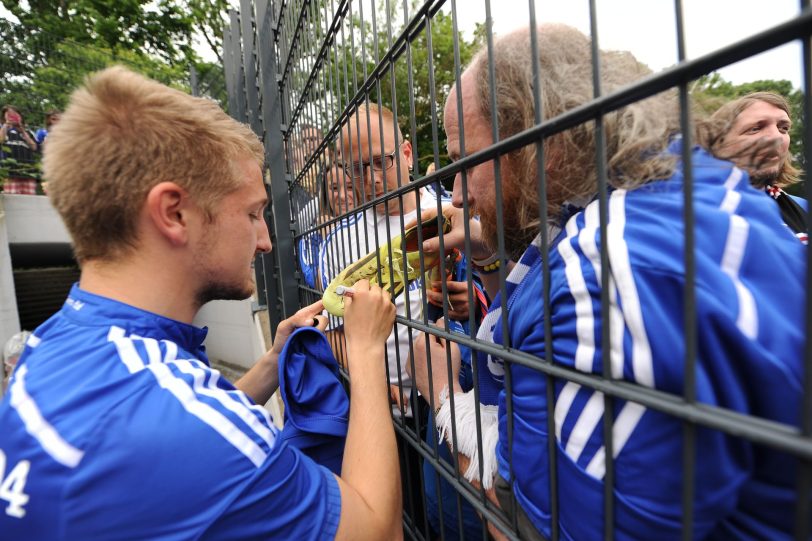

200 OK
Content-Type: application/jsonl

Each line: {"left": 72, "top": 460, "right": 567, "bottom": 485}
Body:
{"left": 340, "top": 146, "right": 400, "bottom": 180}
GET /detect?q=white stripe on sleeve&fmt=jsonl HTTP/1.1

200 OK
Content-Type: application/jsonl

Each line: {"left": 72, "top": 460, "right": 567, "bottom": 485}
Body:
{"left": 10, "top": 365, "right": 85, "bottom": 468}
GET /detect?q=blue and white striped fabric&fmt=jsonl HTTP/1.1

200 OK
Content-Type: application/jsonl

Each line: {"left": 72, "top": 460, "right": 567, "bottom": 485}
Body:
{"left": 298, "top": 229, "right": 324, "bottom": 290}
{"left": 0, "top": 284, "right": 341, "bottom": 540}
{"left": 480, "top": 146, "right": 804, "bottom": 540}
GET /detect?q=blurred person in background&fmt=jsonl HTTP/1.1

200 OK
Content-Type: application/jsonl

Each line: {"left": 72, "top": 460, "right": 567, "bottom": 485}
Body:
{"left": 697, "top": 91, "right": 806, "bottom": 243}
{"left": 1, "top": 105, "right": 40, "bottom": 194}
{"left": 35, "top": 109, "right": 61, "bottom": 148}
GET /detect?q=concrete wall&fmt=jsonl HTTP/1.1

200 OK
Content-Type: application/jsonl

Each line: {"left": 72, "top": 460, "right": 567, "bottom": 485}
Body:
{"left": 1, "top": 194, "right": 268, "bottom": 372}
{"left": 193, "top": 298, "right": 266, "bottom": 369}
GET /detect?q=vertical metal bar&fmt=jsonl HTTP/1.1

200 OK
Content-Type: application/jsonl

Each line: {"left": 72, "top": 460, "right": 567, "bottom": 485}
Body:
{"left": 526, "top": 2, "right": 560, "bottom": 539}
{"left": 796, "top": 2, "right": 812, "bottom": 538}
{"left": 448, "top": 3, "right": 491, "bottom": 537}
{"left": 482, "top": 0, "right": 519, "bottom": 536}
{"left": 673, "top": 1, "right": 697, "bottom": 539}
{"left": 189, "top": 64, "right": 199, "bottom": 97}
{"left": 256, "top": 0, "right": 299, "bottom": 334}
{"left": 223, "top": 24, "right": 239, "bottom": 116}
{"left": 241, "top": 0, "right": 263, "bottom": 137}
{"left": 253, "top": 0, "right": 283, "bottom": 333}
{"left": 586, "top": 2, "right": 615, "bottom": 539}
{"left": 230, "top": 9, "right": 248, "bottom": 123}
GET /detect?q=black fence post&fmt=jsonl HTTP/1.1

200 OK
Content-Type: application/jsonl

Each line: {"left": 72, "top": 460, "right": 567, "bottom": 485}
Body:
{"left": 255, "top": 0, "right": 300, "bottom": 335}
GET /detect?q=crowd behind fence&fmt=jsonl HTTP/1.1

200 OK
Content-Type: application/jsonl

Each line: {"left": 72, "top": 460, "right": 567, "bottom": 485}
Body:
{"left": 222, "top": 0, "right": 812, "bottom": 539}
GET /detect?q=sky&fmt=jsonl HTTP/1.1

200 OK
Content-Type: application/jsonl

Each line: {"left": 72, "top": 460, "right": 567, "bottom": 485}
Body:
{"left": 2, "top": 0, "right": 805, "bottom": 89}
{"left": 445, "top": 0, "right": 805, "bottom": 89}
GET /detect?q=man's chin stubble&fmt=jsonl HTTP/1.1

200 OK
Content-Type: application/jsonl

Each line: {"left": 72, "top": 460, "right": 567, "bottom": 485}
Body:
{"left": 196, "top": 283, "right": 254, "bottom": 306}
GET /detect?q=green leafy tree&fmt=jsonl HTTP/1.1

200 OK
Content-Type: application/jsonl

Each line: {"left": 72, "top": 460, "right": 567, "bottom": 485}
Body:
{"left": 328, "top": 1, "right": 483, "bottom": 174}
{"left": 0, "top": 1, "right": 233, "bottom": 185}
{"left": 1, "top": 0, "right": 200, "bottom": 65}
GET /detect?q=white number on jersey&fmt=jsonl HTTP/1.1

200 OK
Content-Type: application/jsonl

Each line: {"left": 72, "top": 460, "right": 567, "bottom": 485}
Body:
{"left": 0, "top": 449, "right": 30, "bottom": 518}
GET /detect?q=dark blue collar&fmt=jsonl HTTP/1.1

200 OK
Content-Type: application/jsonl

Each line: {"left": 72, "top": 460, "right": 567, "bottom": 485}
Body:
{"left": 60, "top": 283, "right": 209, "bottom": 354}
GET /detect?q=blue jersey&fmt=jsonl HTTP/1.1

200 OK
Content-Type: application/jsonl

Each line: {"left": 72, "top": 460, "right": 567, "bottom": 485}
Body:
{"left": 0, "top": 285, "right": 341, "bottom": 540}
{"left": 481, "top": 147, "right": 804, "bottom": 539}
{"left": 298, "top": 229, "right": 324, "bottom": 289}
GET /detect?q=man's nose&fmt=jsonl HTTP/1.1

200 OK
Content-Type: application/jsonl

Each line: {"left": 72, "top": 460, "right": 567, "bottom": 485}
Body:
{"left": 763, "top": 123, "right": 783, "bottom": 139}
{"left": 256, "top": 218, "right": 272, "bottom": 254}
{"left": 451, "top": 174, "right": 471, "bottom": 209}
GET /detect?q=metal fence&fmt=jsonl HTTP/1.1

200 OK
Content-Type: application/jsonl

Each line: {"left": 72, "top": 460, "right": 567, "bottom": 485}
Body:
{"left": 224, "top": 1, "right": 812, "bottom": 539}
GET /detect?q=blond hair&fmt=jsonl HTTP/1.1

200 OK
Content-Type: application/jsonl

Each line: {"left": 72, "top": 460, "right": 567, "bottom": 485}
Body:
{"left": 471, "top": 24, "right": 679, "bottom": 244}
{"left": 695, "top": 91, "right": 801, "bottom": 187}
{"left": 44, "top": 66, "right": 264, "bottom": 263}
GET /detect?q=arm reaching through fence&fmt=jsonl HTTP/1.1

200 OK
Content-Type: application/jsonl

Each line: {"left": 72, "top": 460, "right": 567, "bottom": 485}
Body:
{"left": 333, "top": 279, "right": 402, "bottom": 541}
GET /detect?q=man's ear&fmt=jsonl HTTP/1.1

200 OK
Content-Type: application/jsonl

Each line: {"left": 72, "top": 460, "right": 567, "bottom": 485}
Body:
{"left": 145, "top": 181, "right": 194, "bottom": 247}
{"left": 401, "top": 139, "right": 413, "bottom": 169}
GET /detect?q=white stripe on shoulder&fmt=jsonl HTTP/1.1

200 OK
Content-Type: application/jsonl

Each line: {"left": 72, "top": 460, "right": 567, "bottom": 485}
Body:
{"left": 556, "top": 202, "right": 630, "bottom": 467}
{"left": 9, "top": 365, "right": 84, "bottom": 468}
{"left": 724, "top": 167, "right": 744, "bottom": 190}
{"left": 26, "top": 334, "right": 41, "bottom": 348}
{"left": 720, "top": 215, "right": 757, "bottom": 339}
{"left": 719, "top": 167, "right": 744, "bottom": 213}
{"left": 557, "top": 214, "right": 596, "bottom": 373}
{"left": 578, "top": 202, "right": 625, "bottom": 379}
{"left": 173, "top": 361, "right": 277, "bottom": 449}
{"left": 162, "top": 340, "right": 178, "bottom": 364}
{"left": 554, "top": 381, "right": 580, "bottom": 442}
{"left": 108, "top": 326, "right": 147, "bottom": 373}
{"left": 109, "top": 327, "right": 268, "bottom": 466}
{"left": 147, "top": 362, "right": 268, "bottom": 467}
{"left": 716, "top": 173, "right": 758, "bottom": 339}
{"left": 131, "top": 334, "right": 163, "bottom": 365}
{"left": 607, "top": 190, "right": 654, "bottom": 388}
{"left": 719, "top": 190, "right": 741, "bottom": 215}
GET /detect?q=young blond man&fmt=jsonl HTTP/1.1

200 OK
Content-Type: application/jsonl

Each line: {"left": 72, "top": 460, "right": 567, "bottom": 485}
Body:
{"left": 0, "top": 66, "right": 401, "bottom": 541}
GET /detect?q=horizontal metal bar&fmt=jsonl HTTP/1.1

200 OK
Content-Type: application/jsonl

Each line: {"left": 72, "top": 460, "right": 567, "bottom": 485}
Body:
{"left": 402, "top": 318, "right": 812, "bottom": 460}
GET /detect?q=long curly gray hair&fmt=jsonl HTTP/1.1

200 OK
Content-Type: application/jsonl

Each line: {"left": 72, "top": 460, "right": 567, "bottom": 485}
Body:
{"left": 470, "top": 24, "right": 680, "bottom": 252}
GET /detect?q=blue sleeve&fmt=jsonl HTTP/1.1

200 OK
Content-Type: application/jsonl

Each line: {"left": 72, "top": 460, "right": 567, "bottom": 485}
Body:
{"left": 35, "top": 128, "right": 47, "bottom": 145}
{"left": 298, "top": 233, "right": 322, "bottom": 289}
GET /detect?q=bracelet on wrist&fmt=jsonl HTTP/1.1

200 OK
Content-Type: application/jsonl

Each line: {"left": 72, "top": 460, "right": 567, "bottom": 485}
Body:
{"left": 470, "top": 252, "right": 499, "bottom": 267}
{"left": 472, "top": 252, "right": 501, "bottom": 274}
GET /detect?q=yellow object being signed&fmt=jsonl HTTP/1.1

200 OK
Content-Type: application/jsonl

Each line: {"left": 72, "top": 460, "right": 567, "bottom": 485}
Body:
{"left": 323, "top": 214, "right": 452, "bottom": 317}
